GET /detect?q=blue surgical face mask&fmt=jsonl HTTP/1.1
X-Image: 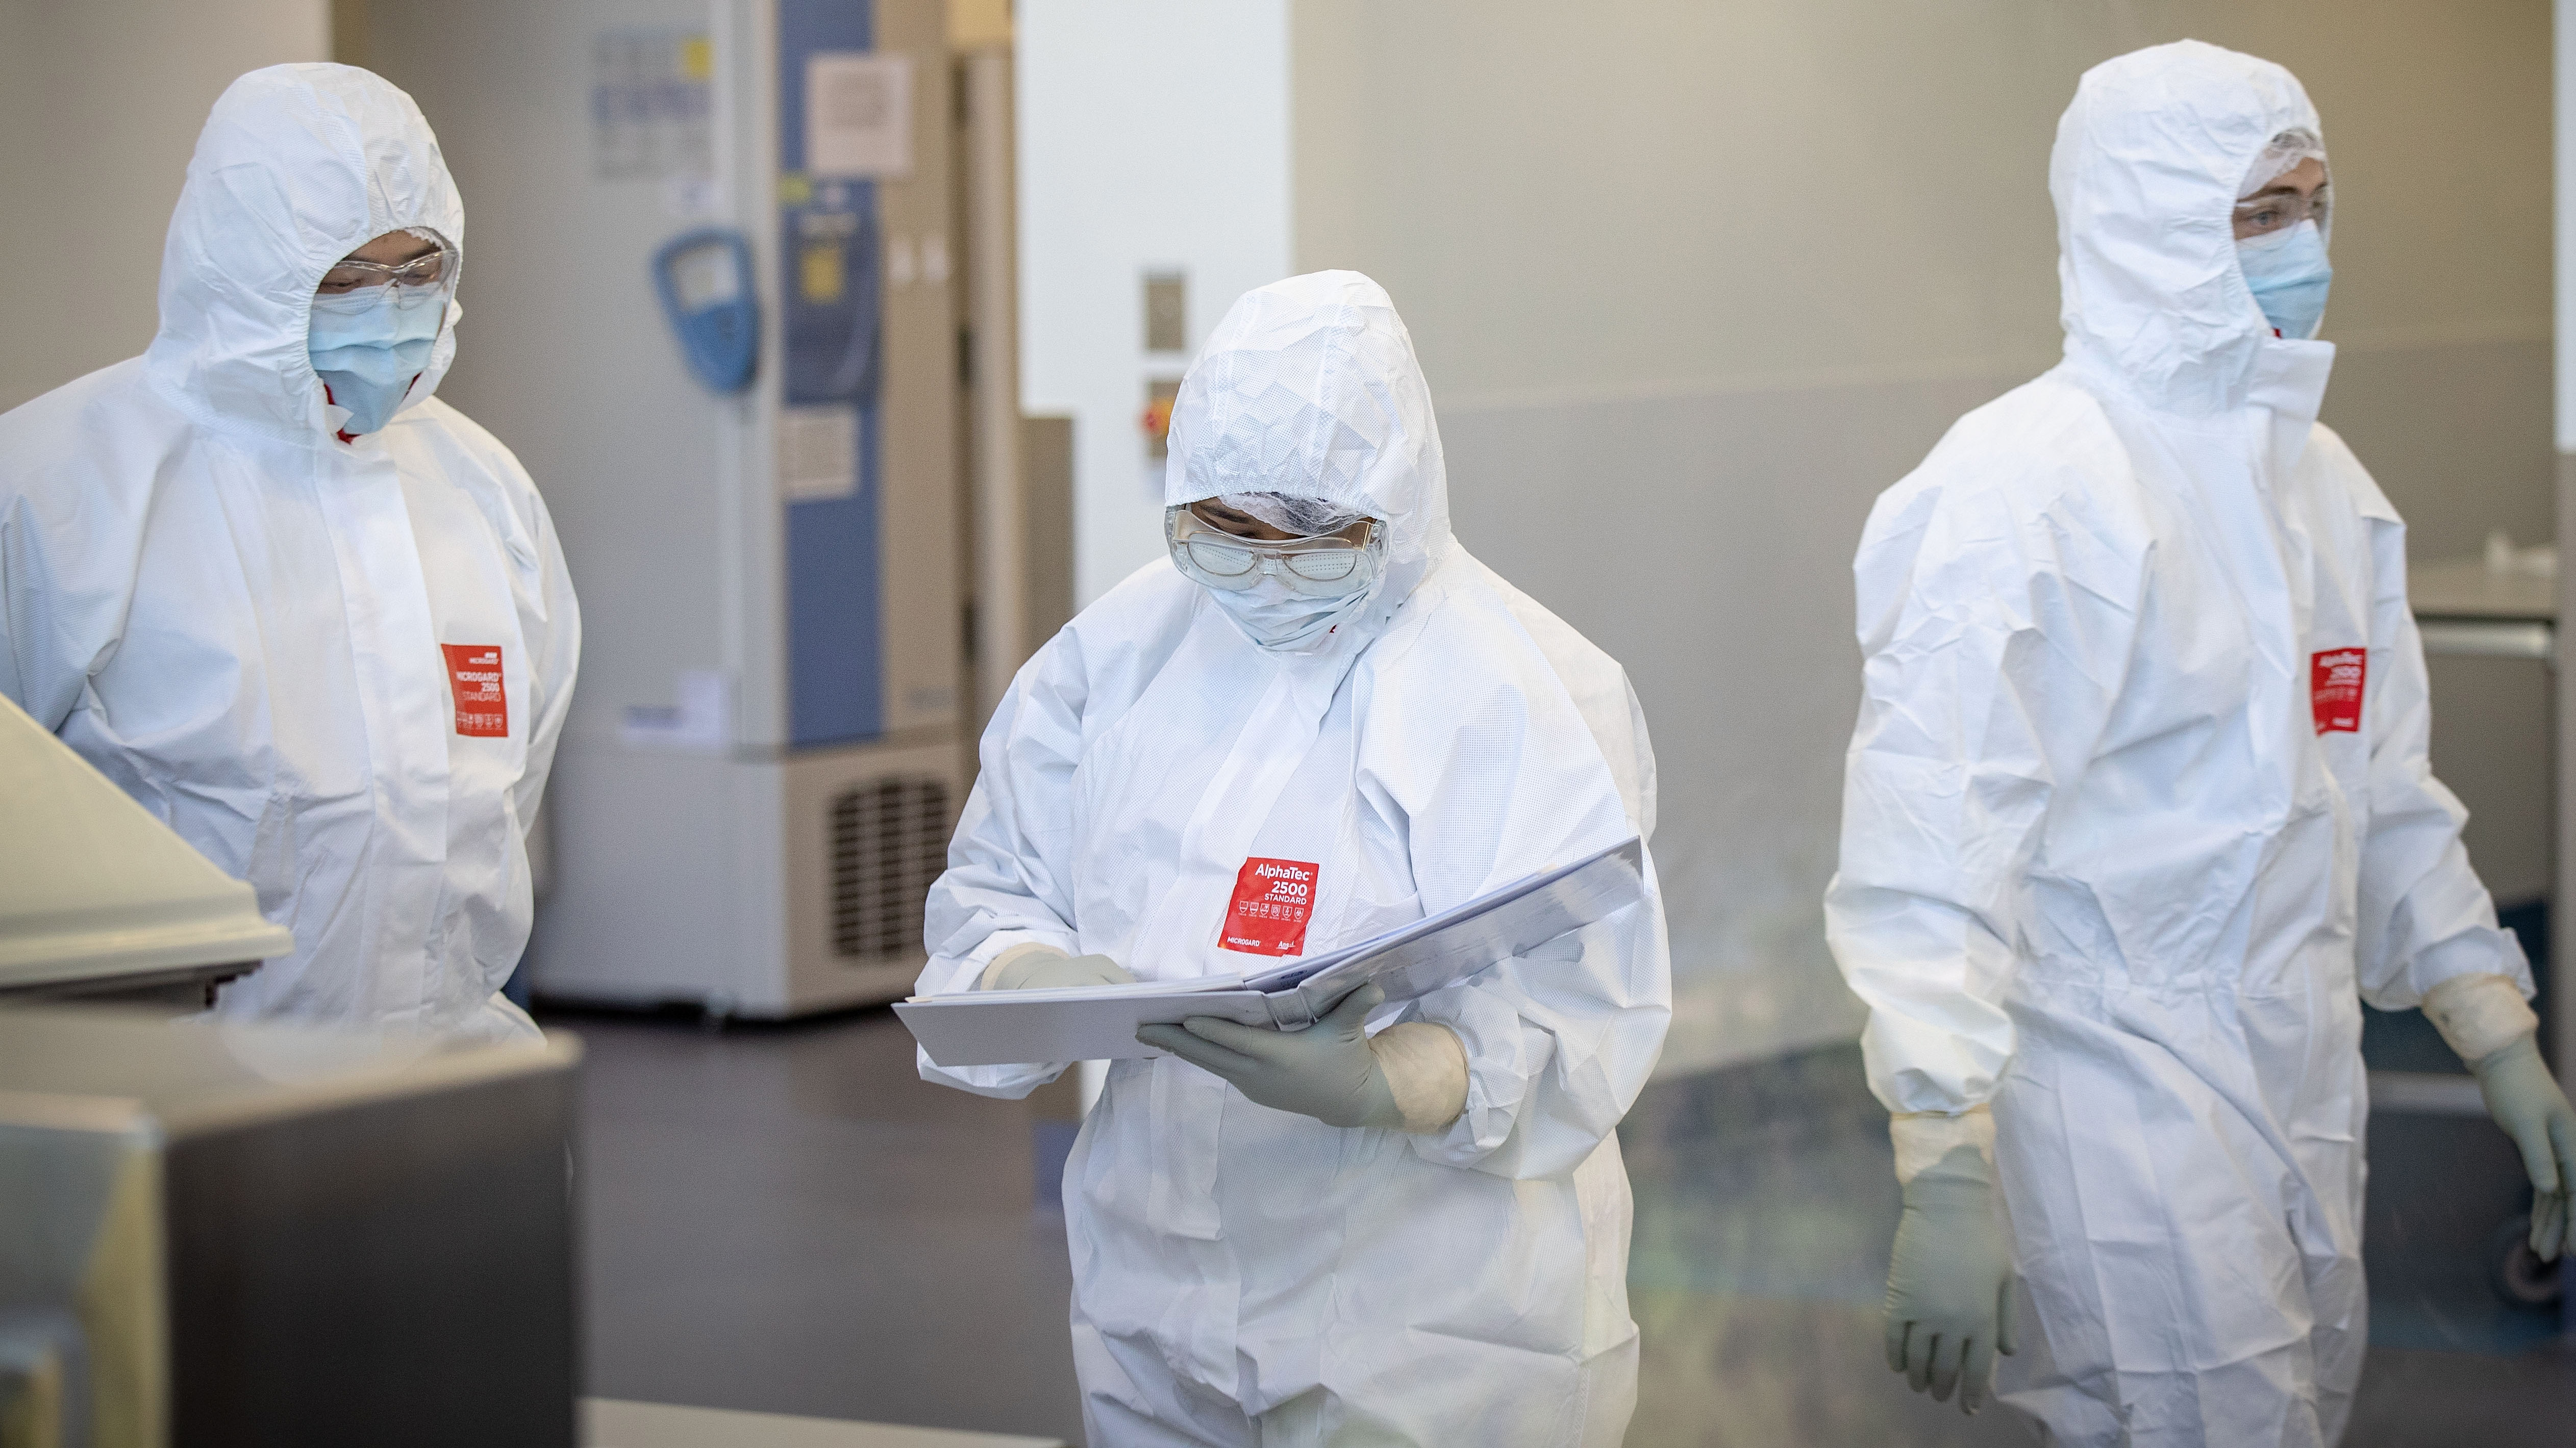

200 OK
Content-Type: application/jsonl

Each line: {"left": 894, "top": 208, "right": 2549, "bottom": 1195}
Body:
{"left": 2237, "top": 220, "right": 2332, "bottom": 341}
{"left": 1204, "top": 571, "right": 1375, "bottom": 652}
{"left": 308, "top": 289, "right": 445, "bottom": 435}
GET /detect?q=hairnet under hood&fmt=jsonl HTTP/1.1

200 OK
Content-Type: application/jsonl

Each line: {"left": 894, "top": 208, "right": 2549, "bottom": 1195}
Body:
{"left": 1166, "top": 271, "right": 1453, "bottom": 629}
{"left": 143, "top": 64, "right": 463, "bottom": 445}
{"left": 2052, "top": 40, "right": 2325, "bottom": 414}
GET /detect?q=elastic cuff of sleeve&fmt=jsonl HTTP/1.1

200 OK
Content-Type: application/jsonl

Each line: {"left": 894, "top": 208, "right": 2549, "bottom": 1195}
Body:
{"left": 979, "top": 942, "right": 1069, "bottom": 991}
{"left": 1890, "top": 1104, "right": 1995, "bottom": 1185}
{"left": 2423, "top": 973, "right": 2540, "bottom": 1065}
{"left": 1373, "top": 1022, "right": 1469, "bottom": 1134}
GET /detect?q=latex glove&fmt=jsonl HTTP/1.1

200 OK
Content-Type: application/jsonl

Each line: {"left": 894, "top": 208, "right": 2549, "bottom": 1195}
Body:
{"left": 2468, "top": 1036, "right": 2576, "bottom": 1260}
{"left": 1136, "top": 984, "right": 1468, "bottom": 1132}
{"left": 2423, "top": 974, "right": 2576, "bottom": 1259}
{"left": 1884, "top": 1110, "right": 2018, "bottom": 1414}
{"left": 981, "top": 945, "right": 1135, "bottom": 992}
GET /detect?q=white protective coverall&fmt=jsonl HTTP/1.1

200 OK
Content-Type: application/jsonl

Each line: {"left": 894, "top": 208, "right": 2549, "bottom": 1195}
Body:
{"left": 0, "top": 65, "right": 578, "bottom": 1041}
{"left": 918, "top": 271, "right": 1671, "bottom": 1446}
{"left": 1826, "top": 41, "right": 2535, "bottom": 1446}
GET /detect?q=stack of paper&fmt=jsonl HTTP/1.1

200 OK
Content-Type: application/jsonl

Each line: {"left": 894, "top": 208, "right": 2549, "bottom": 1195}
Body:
{"left": 896, "top": 836, "right": 1644, "bottom": 1067}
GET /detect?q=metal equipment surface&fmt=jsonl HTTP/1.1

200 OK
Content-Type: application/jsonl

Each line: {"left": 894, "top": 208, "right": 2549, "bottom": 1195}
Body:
{"left": 0, "top": 695, "right": 293, "bottom": 1008}
{"left": 0, "top": 1008, "right": 581, "bottom": 1447}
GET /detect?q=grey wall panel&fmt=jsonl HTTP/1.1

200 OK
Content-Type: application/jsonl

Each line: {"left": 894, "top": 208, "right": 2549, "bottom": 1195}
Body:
{"left": 2325, "top": 336, "right": 2556, "bottom": 563}
{"left": 2421, "top": 653, "right": 2553, "bottom": 907}
{"left": 1443, "top": 371, "right": 2019, "bottom": 1076}
{"left": 0, "top": 0, "right": 329, "bottom": 415}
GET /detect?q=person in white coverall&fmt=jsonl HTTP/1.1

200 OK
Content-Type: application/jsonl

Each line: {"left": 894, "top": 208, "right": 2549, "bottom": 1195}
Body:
{"left": 1827, "top": 40, "right": 2576, "bottom": 1445}
{"left": 916, "top": 271, "right": 1669, "bottom": 1445}
{"left": 0, "top": 65, "right": 578, "bottom": 1041}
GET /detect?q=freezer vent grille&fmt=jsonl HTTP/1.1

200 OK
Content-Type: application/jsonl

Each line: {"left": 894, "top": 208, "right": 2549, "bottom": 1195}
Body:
{"left": 830, "top": 776, "right": 951, "bottom": 959}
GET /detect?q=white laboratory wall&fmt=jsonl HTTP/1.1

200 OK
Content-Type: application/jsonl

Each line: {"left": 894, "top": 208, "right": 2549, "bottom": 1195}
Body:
{"left": 1016, "top": 0, "right": 1291, "bottom": 605}
{"left": 0, "top": 0, "right": 331, "bottom": 414}
{"left": 1296, "top": 0, "right": 2554, "bottom": 1075}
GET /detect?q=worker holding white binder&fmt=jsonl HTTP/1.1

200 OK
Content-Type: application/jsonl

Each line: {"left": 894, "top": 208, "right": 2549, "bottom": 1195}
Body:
{"left": 914, "top": 271, "right": 1671, "bottom": 1447}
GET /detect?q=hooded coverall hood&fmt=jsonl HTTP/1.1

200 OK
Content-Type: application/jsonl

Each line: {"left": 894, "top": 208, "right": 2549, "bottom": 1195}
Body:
{"left": 1164, "top": 270, "right": 1452, "bottom": 648}
{"left": 143, "top": 63, "right": 463, "bottom": 444}
{"left": 2052, "top": 40, "right": 2328, "bottom": 415}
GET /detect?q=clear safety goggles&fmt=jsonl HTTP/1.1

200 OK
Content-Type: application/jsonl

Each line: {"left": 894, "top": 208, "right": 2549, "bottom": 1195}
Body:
{"left": 1165, "top": 504, "right": 1384, "bottom": 597}
{"left": 315, "top": 235, "right": 458, "bottom": 309}
{"left": 2232, "top": 178, "right": 2330, "bottom": 241}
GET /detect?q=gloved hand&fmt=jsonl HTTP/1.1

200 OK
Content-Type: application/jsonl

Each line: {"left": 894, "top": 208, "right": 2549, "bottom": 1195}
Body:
{"left": 1136, "top": 984, "right": 1468, "bottom": 1132}
{"left": 2422, "top": 973, "right": 2576, "bottom": 1260}
{"left": 2468, "top": 1036, "right": 2576, "bottom": 1261}
{"left": 1884, "top": 1112, "right": 2018, "bottom": 1414}
{"left": 981, "top": 945, "right": 1135, "bottom": 992}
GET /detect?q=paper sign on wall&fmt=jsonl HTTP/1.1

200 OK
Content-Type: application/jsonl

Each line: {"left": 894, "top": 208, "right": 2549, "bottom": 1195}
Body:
{"left": 780, "top": 405, "right": 859, "bottom": 501}
{"left": 806, "top": 52, "right": 912, "bottom": 179}
{"left": 620, "top": 669, "right": 733, "bottom": 752}
{"left": 592, "top": 28, "right": 713, "bottom": 183}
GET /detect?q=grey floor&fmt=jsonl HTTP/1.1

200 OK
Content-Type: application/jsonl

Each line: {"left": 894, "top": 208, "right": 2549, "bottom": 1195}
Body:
{"left": 557, "top": 1007, "right": 2576, "bottom": 1447}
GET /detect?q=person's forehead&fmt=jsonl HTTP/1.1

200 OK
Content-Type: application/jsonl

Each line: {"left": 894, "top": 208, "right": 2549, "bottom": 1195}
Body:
{"left": 342, "top": 230, "right": 440, "bottom": 261}
{"left": 2250, "top": 158, "right": 2327, "bottom": 191}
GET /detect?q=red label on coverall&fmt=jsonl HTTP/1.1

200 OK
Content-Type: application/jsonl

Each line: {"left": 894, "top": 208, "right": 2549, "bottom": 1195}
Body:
{"left": 2311, "top": 647, "right": 2366, "bottom": 734}
{"left": 1219, "top": 857, "right": 1319, "bottom": 956}
{"left": 440, "top": 644, "right": 510, "bottom": 738}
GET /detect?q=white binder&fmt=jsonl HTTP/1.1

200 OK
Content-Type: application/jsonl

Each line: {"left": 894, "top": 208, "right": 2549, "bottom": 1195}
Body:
{"left": 896, "top": 836, "right": 1645, "bottom": 1068}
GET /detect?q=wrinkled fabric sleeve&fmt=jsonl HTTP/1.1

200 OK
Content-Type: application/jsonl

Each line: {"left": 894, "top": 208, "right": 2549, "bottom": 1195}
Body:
{"left": 1372, "top": 612, "right": 1672, "bottom": 1182}
{"left": 1824, "top": 471, "right": 2139, "bottom": 1116}
{"left": 1474, "top": 555, "right": 1660, "bottom": 844}
{"left": 0, "top": 482, "right": 116, "bottom": 733}
{"left": 0, "top": 498, "right": 37, "bottom": 719}
{"left": 511, "top": 491, "right": 580, "bottom": 836}
{"left": 912, "top": 632, "right": 1090, "bottom": 1099}
{"left": 1403, "top": 855, "right": 1670, "bottom": 1180}
{"left": 2353, "top": 519, "right": 2534, "bottom": 1009}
